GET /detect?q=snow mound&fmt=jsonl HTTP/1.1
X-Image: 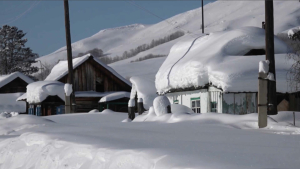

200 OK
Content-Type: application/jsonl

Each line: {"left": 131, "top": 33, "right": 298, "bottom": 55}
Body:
{"left": 0, "top": 72, "right": 33, "bottom": 88}
{"left": 153, "top": 96, "right": 171, "bottom": 116}
{"left": 156, "top": 27, "right": 291, "bottom": 93}
{"left": 88, "top": 109, "right": 99, "bottom": 113}
{"left": 27, "top": 81, "right": 65, "bottom": 104}
{"left": 171, "top": 104, "right": 194, "bottom": 114}
{"left": 99, "top": 91, "right": 130, "bottom": 103}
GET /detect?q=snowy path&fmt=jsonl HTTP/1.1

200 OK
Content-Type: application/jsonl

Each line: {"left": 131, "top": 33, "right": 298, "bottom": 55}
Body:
{"left": 0, "top": 111, "right": 300, "bottom": 169}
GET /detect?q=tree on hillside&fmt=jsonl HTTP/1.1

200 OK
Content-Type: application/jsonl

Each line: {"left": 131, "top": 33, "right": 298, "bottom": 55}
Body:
{"left": 0, "top": 25, "right": 38, "bottom": 75}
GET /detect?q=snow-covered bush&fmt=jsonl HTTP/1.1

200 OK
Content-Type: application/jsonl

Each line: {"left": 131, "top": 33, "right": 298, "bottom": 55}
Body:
{"left": 148, "top": 106, "right": 155, "bottom": 116}
{"left": 153, "top": 96, "right": 171, "bottom": 116}
{"left": 0, "top": 112, "right": 19, "bottom": 119}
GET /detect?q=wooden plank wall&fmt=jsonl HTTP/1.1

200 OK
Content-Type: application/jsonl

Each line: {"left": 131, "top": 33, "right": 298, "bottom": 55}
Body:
{"left": 59, "top": 57, "right": 131, "bottom": 92}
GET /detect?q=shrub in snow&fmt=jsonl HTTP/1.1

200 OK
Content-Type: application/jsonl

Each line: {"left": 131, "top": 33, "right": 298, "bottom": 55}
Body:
{"left": 0, "top": 112, "right": 18, "bottom": 119}
{"left": 153, "top": 96, "right": 171, "bottom": 116}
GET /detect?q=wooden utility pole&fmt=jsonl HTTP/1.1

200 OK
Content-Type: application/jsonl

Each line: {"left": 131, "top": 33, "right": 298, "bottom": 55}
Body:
{"left": 265, "top": 0, "right": 277, "bottom": 115}
{"left": 202, "top": 0, "right": 204, "bottom": 34}
{"left": 64, "top": 0, "right": 76, "bottom": 112}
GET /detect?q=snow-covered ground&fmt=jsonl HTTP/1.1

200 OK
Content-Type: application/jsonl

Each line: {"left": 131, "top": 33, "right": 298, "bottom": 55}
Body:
{"left": 0, "top": 110, "right": 300, "bottom": 169}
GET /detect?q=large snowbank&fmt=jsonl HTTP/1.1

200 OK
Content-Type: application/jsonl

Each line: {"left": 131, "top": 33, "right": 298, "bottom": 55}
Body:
{"left": 99, "top": 91, "right": 130, "bottom": 103}
{"left": 130, "top": 76, "right": 157, "bottom": 110}
{"left": 0, "top": 72, "right": 33, "bottom": 88}
{"left": 45, "top": 54, "right": 131, "bottom": 86}
{"left": 156, "top": 27, "right": 291, "bottom": 93}
{"left": 0, "top": 93, "right": 26, "bottom": 113}
{"left": 26, "top": 81, "right": 65, "bottom": 104}
{"left": 0, "top": 111, "right": 300, "bottom": 168}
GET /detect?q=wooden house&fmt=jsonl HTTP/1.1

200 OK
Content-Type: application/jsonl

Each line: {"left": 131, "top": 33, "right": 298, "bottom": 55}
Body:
{"left": 0, "top": 72, "right": 34, "bottom": 113}
{"left": 20, "top": 54, "right": 131, "bottom": 116}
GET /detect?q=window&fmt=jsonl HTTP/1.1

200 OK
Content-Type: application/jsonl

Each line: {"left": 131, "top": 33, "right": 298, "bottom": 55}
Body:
{"left": 174, "top": 100, "right": 179, "bottom": 104}
{"left": 211, "top": 102, "right": 217, "bottom": 113}
{"left": 191, "top": 97, "right": 201, "bottom": 113}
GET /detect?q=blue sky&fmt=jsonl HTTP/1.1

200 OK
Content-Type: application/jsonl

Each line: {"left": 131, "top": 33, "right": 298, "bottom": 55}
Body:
{"left": 0, "top": 1, "right": 213, "bottom": 56}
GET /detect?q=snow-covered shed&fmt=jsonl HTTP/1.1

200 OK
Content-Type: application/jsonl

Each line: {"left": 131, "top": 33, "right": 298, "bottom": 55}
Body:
{"left": 99, "top": 91, "right": 130, "bottom": 112}
{"left": 0, "top": 72, "right": 34, "bottom": 93}
{"left": 21, "top": 54, "right": 132, "bottom": 115}
{"left": 156, "top": 27, "right": 298, "bottom": 114}
{"left": 0, "top": 72, "right": 34, "bottom": 113}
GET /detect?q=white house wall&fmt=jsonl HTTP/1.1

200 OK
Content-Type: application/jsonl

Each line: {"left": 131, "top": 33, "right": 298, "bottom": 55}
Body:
{"left": 166, "top": 89, "right": 208, "bottom": 113}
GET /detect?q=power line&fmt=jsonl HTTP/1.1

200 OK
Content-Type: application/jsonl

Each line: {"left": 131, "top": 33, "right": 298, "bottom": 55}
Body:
{"left": 126, "top": 0, "right": 198, "bottom": 37}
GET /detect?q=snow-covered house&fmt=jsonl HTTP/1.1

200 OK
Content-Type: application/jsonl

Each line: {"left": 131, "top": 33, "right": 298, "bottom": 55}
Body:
{"left": 20, "top": 54, "right": 131, "bottom": 115}
{"left": 156, "top": 27, "right": 300, "bottom": 114}
{"left": 0, "top": 72, "right": 34, "bottom": 113}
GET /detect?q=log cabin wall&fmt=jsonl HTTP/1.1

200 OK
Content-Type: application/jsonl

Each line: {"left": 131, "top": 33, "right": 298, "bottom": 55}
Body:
{"left": 0, "top": 77, "right": 28, "bottom": 93}
{"left": 58, "top": 57, "right": 131, "bottom": 92}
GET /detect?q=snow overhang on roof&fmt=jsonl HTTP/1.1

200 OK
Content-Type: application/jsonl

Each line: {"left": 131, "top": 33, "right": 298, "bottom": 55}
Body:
{"left": 155, "top": 27, "right": 293, "bottom": 94}
{"left": 45, "top": 54, "right": 131, "bottom": 86}
{"left": 99, "top": 91, "right": 130, "bottom": 103}
{"left": 0, "top": 72, "right": 34, "bottom": 89}
{"left": 26, "top": 81, "right": 65, "bottom": 104}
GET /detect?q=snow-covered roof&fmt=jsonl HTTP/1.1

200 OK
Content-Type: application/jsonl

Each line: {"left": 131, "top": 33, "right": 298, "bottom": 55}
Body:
{"left": 0, "top": 93, "right": 26, "bottom": 113}
{"left": 75, "top": 91, "right": 115, "bottom": 98}
{"left": 156, "top": 27, "right": 291, "bottom": 94}
{"left": 17, "top": 93, "right": 27, "bottom": 101}
{"left": 45, "top": 54, "right": 131, "bottom": 86}
{"left": 27, "top": 81, "right": 65, "bottom": 104}
{"left": 0, "top": 72, "right": 34, "bottom": 89}
{"left": 99, "top": 91, "right": 130, "bottom": 103}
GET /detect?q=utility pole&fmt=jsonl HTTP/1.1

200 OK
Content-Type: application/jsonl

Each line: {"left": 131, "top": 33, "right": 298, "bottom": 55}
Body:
{"left": 201, "top": 0, "right": 204, "bottom": 34}
{"left": 64, "top": 0, "right": 76, "bottom": 113}
{"left": 265, "top": 0, "right": 277, "bottom": 115}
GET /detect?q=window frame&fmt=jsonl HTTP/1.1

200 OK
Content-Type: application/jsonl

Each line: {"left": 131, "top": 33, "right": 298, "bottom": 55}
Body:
{"left": 191, "top": 97, "right": 201, "bottom": 113}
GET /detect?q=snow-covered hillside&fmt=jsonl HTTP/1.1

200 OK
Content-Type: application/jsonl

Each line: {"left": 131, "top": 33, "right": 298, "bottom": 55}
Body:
{"left": 36, "top": 0, "right": 300, "bottom": 73}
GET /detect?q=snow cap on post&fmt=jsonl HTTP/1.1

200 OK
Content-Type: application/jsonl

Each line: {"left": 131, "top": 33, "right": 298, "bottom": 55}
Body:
{"left": 128, "top": 99, "right": 135, "bottom": 107}
{"left": 64, "top": 83, "right": 73, "bottom": 96}
{"left": 259, "top": 60, "right": 270, "bottom": 74}
{"left": 138, "top": 98, "right": 143, "bottom": 103}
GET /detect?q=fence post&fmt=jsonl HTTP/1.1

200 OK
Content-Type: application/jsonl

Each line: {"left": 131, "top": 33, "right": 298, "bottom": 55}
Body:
{"left": 258, "top": 62, "right": 268, "bottom": 128}
{"left": 137, "top": 98, "right": 144, "bottom": 115}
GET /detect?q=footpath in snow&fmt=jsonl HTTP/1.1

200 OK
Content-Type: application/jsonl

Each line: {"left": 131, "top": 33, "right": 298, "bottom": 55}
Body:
{"left": 0, "top": 110, "right": 300, "bottom": 169}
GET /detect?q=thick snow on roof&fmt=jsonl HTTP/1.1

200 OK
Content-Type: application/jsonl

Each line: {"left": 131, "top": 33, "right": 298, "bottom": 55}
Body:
{"left": 130, "top": 76, "right": 157, "bottom": 109}
{"left": 0, "top": 72, "right": 34, "bottom": 89}
{"left": 16, "top": 93, "right": 27, "bottom": 101}
{"left": 0, "top": 93, "right": 26, "bottom": 113}
{"left": 27, "top": 81, "right": 65, "bottom": 104}
{"left": 45, "top": 54, "right": 131, "bottom": 86}
{"left": 99, "top": 91, "right": 130, "bottom": 103}
{"left": 156, "top": 27, "right": 291, "bottom": 93}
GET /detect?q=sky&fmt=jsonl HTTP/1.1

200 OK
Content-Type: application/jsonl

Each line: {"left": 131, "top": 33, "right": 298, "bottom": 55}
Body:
{"left": 0, "top": 1, "right": 213, "bottom": 57}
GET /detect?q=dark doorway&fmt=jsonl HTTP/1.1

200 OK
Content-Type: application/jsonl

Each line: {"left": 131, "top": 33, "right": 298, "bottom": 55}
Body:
{"left": 244, "top": 49, "right": 265, "bottom": 56}
{"left": 96, "top": 81, "right": 104, "bottom": 92}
